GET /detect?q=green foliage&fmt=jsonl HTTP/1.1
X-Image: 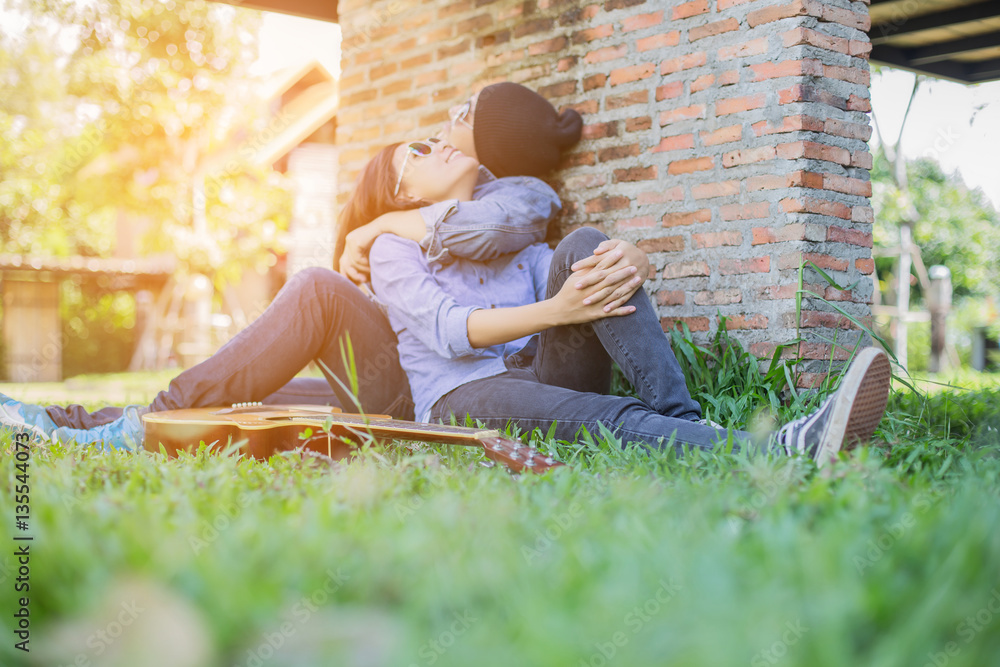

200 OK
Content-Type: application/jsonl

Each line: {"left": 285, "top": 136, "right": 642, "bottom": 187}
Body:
{"left": 0, "top": 0, "right": 292, "bottom": 286}
{"left": 871, "top": 148, "right": 1000, "bottom": 301}
{"left": 0, "top": 21, "right": 117, "bottom": 257}
{"left": 871, "top": 147, "right": 1000, "bottom": 366}
{"left": 667, "top": 320, "right": 792, "bottom": 430}
{"left": 59, "top": 281, "right": 137, "bottom": 378}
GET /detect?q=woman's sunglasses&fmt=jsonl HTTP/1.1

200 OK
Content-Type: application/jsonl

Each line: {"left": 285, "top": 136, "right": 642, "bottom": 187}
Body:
{"left": 393, "top": 138, "right": 440, "bottom": 197}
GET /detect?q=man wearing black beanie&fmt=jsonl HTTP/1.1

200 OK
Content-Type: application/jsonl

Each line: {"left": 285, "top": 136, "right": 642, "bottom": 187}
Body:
{"left": 444, "top": 82, "right": 583, "bottom": 178}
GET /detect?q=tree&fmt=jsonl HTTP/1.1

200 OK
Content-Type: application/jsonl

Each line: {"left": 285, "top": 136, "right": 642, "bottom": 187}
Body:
{"left": 872, "top": 152, "right": 1000, "bottom": 301}
{"left": 0, "top": 0, "right": 291, "bottom": 281}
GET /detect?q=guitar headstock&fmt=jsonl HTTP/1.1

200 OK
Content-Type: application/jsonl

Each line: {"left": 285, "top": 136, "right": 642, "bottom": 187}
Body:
{"left": 478, "top": 436, "right": 564, "bottom": 474}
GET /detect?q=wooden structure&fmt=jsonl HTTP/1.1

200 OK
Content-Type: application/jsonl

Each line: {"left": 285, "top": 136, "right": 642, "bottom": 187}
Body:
{"left": 0, "top": 255, "right": 173, "bottom": 381}
{"left": 866, "top": 0, "right": 1000, "bottom": 371}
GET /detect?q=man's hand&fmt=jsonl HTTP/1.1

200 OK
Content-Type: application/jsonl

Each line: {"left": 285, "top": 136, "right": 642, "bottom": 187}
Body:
{"left": 569, "top": 239, "right": 651, "bottom": 313}
{"left": 338, "top": 223, "right": 383, "bottom": 284}
{"left": 339, "top": 211, "right": 429, "bottom": 284}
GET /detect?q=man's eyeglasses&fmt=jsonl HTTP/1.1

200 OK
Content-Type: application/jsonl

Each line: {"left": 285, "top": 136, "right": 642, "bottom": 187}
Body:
{"left": 393, "top": 138, "right": 440, "bottom": 198}
{"left": 449, "top": 100, "right": 473, "bottom": 129}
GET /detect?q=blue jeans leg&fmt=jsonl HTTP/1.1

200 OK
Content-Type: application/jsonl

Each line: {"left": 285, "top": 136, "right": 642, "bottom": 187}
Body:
{"left": 431, "top": 369, "right": 745, "bottom": 454}
{"left": 45, "top": 268, "right": 412, "bottom": 428}
{"left": 536, "top": 227, "right": 703, "bottom": 419}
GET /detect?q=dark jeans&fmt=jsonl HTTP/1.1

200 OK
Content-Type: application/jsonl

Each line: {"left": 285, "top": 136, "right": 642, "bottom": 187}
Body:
{"left": 430, "top": 228, "right": 757, "bottom": 454}
{"left": 45, "top": 268, "right": 413, "bottom": 429}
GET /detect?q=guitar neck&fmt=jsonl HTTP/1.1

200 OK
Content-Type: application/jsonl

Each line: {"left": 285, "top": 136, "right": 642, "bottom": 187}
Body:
{"left": 302, "top": 414, "right": 564, "bottom": 473}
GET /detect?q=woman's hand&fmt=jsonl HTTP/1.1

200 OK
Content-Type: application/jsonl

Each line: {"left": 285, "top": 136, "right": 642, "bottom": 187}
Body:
{"left": 548, "top": 266, "right": 636, "bottom": 326}
{"left": 339, "top": 223, "right": 384, "bottom": 284}
{"left": 569, "top": 239, "right": 651, "bottom": 313}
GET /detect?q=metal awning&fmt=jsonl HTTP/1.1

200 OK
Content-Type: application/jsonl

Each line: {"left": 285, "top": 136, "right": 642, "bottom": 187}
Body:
{"left": 870, "top": 0, "right": 1000, "bottom": 83}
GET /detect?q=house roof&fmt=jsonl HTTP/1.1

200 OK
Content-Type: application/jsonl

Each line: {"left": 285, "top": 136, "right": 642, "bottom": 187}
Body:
{"left": 213, "top": 0, "right": 338, "bottom": 23}
{"left": 253, "top": 61, "right": 339, "bottom": 166}
{"left": 198, "top": 59, "right": 339, "bottom": 174}
{"left": 0, "top": 255, "right": 175, "bottom": 288}
{"left": 870, "top": 0, "right": 1000, "bottom": 83}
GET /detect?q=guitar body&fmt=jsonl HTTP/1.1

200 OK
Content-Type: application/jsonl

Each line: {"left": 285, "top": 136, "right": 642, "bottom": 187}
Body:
{"left": 142, "top": 405, "right": 358, "bottom": 460}
{"left": 142, "top": 404, "right": 565, "bottom": 473}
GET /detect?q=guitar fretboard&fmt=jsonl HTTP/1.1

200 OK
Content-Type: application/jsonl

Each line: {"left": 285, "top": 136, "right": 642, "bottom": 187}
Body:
{"left": 280, "top": 413, "right": 501, "bottom": 441}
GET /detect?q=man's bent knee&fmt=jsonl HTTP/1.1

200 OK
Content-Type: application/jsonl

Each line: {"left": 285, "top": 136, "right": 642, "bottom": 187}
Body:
{"left": 555, "top": 227, "right": 609, "bottom": 263}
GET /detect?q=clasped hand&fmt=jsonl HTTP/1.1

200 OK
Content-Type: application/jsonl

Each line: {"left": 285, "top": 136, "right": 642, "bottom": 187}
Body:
{"left": 553, "top": 239, "right": 651, "bottom": 324}
{"left": 339, "top": 224, "right": 381, "bottom": 284}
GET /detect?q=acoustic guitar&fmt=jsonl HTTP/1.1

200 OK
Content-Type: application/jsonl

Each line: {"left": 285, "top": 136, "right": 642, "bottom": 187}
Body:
{"left": 142, "top": 403, "right": 564, "bottom": 474}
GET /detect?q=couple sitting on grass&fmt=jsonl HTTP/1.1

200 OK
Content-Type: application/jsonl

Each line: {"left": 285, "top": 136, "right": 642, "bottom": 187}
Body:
{"left": 1, "top": 82, "right": 892, "bottom": 467}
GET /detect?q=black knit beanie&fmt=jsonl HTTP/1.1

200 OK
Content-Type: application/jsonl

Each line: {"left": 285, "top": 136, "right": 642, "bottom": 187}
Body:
{"left": 472, "top": 82, "right": 583, "bottom": 178}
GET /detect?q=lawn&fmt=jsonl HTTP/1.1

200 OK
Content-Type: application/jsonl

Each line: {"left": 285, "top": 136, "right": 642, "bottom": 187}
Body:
{"left": 1, "top": 352, "right": 999, "bottom": 667}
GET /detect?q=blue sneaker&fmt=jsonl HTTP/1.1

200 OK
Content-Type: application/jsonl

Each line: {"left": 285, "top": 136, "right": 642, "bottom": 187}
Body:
{"left": 51, "top": 405, "right": 148, "bottom": 451}
{"left": 0, "top": 392, "right": 58, "bottom": 444}
{"left": 778, "top": 347, "right": 892, "bottom": 468}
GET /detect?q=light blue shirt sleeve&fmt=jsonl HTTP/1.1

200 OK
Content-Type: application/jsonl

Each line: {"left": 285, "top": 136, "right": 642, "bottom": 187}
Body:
{"left": 369, "top": 234, "right": 483, "bottom": 360}
{"left": 419, "top": 176, "right": 561, "bottom": 263}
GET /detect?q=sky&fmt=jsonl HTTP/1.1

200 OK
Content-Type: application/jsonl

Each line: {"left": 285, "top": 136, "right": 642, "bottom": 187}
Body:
{"left": 869, "top": 67, "right": 1000, "bottom": 211}
{"left": 254, "top": 11, "right": 341, "bottom": 77}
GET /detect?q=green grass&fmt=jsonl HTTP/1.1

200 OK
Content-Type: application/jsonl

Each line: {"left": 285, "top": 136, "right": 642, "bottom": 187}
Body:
{"left": 1, "top": 333, "right": 999, "bottom": 666}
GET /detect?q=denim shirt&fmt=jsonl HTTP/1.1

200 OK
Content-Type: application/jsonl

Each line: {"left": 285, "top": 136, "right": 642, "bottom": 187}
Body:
{"left": 418, "top": 167, "right": 558, "bottom": 262}
{"left": 370, "top": 175, "right": 561, "bottom": 422}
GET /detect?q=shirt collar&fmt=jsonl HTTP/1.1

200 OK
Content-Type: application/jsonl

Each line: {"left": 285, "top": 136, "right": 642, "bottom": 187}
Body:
{"left": 476, "top": 164, "right": 497, "bottom": 186}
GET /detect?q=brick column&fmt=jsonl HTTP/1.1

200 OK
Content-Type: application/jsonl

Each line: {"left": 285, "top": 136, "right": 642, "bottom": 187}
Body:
{"left": 337, "top": 0, "right": 875, "bottom": 384}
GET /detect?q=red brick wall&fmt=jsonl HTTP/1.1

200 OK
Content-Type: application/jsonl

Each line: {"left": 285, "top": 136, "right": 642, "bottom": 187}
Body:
{"left": 337, "top": 0, "right": 875, "bottom": 383}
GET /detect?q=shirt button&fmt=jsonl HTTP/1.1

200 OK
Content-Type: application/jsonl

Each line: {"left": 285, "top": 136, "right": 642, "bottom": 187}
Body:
{"left": 517, "top": 263, "right": 524, "bottom": 270}
{"left": 479, "top": 277, "right": 484, "bottom": 284}
{"left": 490, "top": 304, "right": 495, "bottom": 308}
